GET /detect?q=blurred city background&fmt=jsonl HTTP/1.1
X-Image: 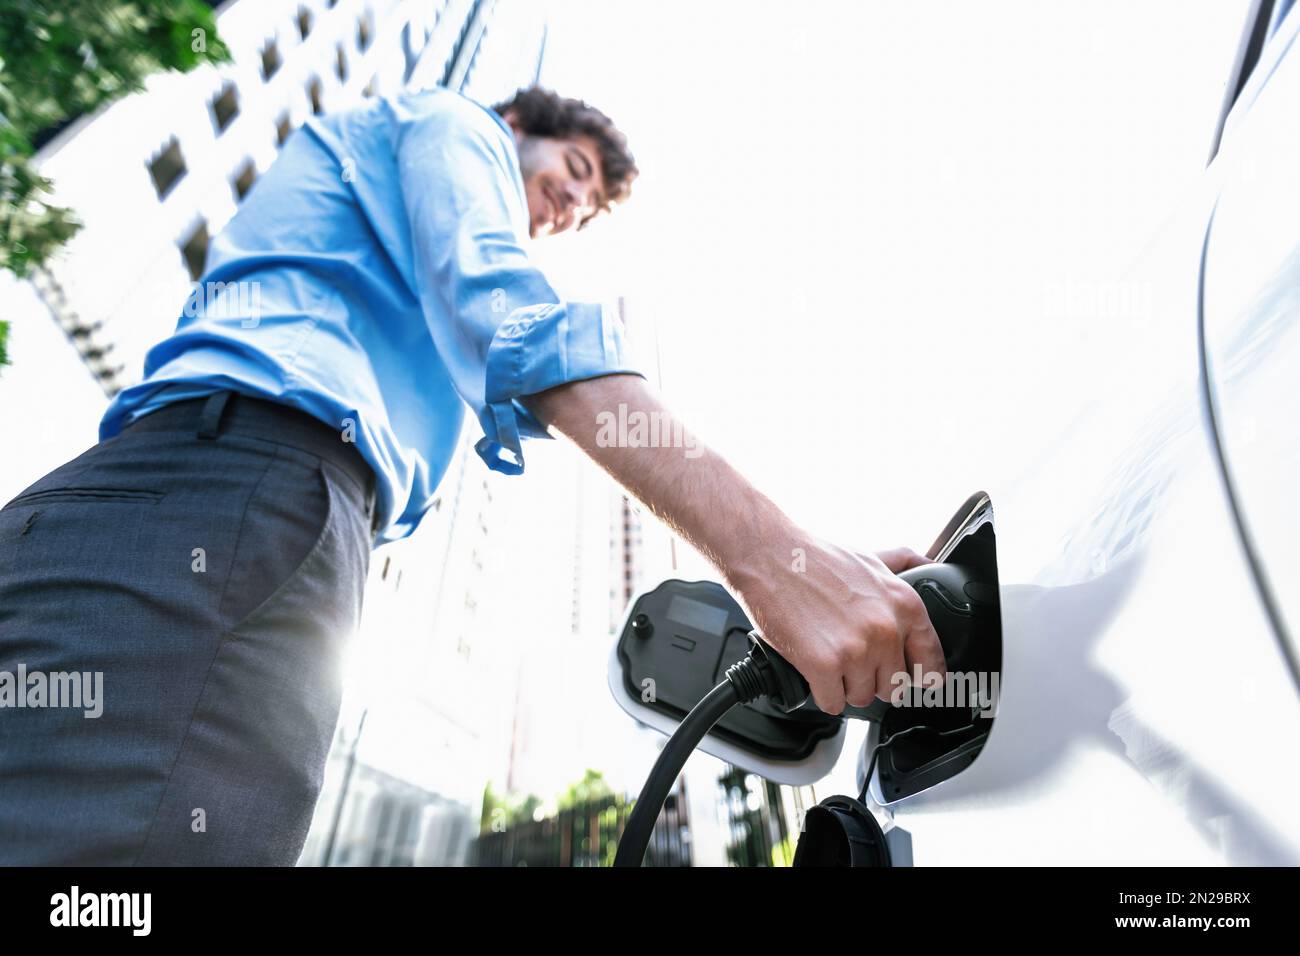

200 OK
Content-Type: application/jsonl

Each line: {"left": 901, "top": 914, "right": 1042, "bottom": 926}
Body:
{"left": 0, "top": 0, "right": 1246, "bottom": 864}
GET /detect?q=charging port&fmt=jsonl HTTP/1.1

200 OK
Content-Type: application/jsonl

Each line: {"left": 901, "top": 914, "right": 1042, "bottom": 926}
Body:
{"left": 867, "top": 495, "right": 1002, "bottom": 803}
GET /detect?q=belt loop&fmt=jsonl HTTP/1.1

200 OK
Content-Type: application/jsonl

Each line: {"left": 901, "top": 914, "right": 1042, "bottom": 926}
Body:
{"left": 196, "top": 390, "right": 234, "bottom": 440}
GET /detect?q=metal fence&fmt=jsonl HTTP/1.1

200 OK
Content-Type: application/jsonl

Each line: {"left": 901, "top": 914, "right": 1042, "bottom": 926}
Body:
{"left": 718, "top": 768, "right": 814, "bottom": 867}
{"left": 470, "top": 788, "right": 692, "bottom": 867}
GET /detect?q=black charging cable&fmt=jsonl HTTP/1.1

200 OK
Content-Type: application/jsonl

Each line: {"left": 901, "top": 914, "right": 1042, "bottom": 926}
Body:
{"left": 612, "top": 633, "right": 810, "bottom": 867}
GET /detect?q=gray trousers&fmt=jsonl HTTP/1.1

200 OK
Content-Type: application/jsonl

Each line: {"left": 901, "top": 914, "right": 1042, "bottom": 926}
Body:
{"left": 0, "top": 390, "right": 376, "bottom": 864}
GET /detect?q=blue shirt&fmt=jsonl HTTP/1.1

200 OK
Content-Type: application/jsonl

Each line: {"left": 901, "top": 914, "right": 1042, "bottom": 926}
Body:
{"left": 100, "top": 88, "right": 643, "bottom": 545}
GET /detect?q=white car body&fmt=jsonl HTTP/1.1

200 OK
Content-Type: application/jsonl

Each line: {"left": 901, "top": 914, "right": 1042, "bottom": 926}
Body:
{"left": 865, "top": 2, "right": 1300, "bottom": 865}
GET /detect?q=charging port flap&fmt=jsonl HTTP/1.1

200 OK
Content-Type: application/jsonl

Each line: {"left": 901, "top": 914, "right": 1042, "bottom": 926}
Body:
{"left": 862, "top": 492, "right": 1003, "bottom": 804}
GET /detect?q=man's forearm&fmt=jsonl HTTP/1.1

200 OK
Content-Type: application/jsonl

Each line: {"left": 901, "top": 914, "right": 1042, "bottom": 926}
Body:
{"left": 522, "top": 371, "right": 946, "bottom": 715}
{"left": 522, "top": 373, "right": 793, "bottom": 593}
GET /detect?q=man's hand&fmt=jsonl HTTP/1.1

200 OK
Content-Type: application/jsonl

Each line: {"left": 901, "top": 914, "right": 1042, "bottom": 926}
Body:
{"left": 522, "top": 373, "right": 946, "bottom": 715}
{"left": 728, "top": 540, "right": 946, "bottom": 714}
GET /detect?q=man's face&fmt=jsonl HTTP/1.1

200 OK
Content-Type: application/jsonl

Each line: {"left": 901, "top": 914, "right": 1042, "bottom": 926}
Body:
{"left": 511, "top": 128, "right": 608, "bottom": 238}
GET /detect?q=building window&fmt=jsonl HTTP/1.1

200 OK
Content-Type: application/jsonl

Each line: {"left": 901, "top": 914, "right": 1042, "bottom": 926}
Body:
{"left": 297, "top": 5, "right": 313, "bottom": 40}
{"left": 180, "top": 221, "right": 209, "bottom": 281}
{"left": 357, "top": 13, "right": 372, "bottom": 51}
{"left": 210, "top": 82, "right": 239, "bottom": 134}
{"left": 308, "top": 77, "right": 324, "bottom": 115}
{"left": 147, "top": 137, "right": 186, "bottom": 199}
{"left": 67, "top": 317, "right": 102, "bottom": 344}
{"left": 335, "top": 45, "right": 348, "bottom": 82}
{"left": 276, "top": 112, "right": 293, "bottom": 147}
{"left": 261, "top": 38, "right": 281, "bottom": 80}
{"left": 232, "top": 160, "right": 257, "bottom": 202}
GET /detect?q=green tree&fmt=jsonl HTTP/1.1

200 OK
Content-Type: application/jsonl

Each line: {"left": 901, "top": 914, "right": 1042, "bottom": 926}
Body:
{"left": 0, "top": 0, "right": 231, "bottom": 279}
{"left": 556, "top": 768, "right": 612, "bottom": 810}
{"left": 478, "top": 780, "right": 545, "bottom": 833}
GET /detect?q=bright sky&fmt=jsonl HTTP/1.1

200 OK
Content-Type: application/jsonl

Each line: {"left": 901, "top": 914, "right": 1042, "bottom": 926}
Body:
{"left": 533, "top": 0, "right": 1247, "bottom": 553}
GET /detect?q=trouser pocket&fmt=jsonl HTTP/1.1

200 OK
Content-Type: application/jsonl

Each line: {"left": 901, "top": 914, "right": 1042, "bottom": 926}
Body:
{"left": 134, "top": 459, "right": 371, "bottom": 865}
{"left": 4, "top": 488, "right": 165, "bottom": 507}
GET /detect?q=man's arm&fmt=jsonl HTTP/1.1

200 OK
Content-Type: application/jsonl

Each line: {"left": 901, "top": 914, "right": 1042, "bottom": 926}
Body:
{"left": 394, "top": 96, "right": 642, "bottom": 477}
{"left": 523, "top": 372, "right": 946, "bottom": 715}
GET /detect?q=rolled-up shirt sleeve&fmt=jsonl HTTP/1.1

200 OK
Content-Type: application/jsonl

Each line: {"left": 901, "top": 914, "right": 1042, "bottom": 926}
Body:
{"left": 394, "top": 97, "right": 644, "bottom": 475}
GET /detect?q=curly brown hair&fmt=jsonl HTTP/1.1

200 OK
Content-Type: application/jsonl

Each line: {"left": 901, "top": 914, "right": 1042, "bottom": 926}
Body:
{"left": 491, "top": 86, "right": 637, "bottom": 229}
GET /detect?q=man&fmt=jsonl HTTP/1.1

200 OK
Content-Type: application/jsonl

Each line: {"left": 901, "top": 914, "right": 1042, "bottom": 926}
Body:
{"left": 0, "top": 86, "right": 945, "bottom": 865}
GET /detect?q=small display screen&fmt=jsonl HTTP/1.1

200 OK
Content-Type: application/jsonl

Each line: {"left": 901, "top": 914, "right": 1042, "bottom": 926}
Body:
{"left": 666, "top": 595, "right": 730, "bottom": 636}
